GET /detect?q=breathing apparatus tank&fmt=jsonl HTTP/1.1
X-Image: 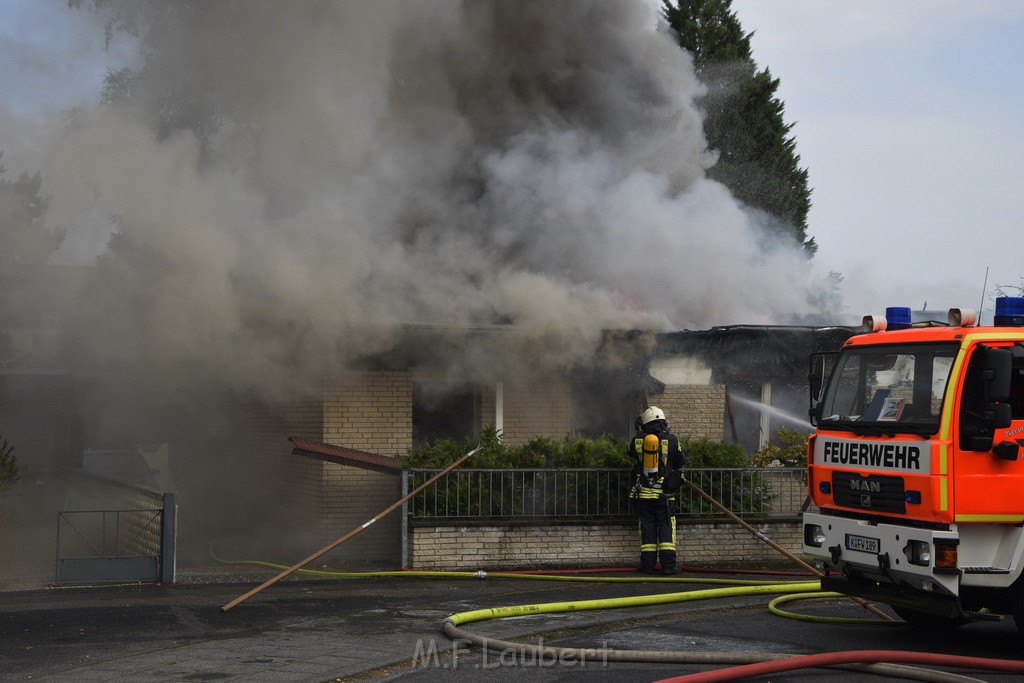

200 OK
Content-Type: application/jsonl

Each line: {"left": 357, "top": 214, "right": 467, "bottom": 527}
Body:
{"left": 642, "top": 433, "right": 661, "bottom": 477}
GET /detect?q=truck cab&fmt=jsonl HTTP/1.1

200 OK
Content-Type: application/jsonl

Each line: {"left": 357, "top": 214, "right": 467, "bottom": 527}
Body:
{"left": 803, "top": 298, "right": 1024, "bottom": 631}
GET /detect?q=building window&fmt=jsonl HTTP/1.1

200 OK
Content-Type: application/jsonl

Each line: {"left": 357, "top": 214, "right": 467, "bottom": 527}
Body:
{"left": 412, "top": 382, "right": 479, "bottom": 448}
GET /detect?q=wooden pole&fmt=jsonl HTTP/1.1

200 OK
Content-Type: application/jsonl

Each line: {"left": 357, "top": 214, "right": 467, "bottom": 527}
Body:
{"left": 682, "top": 477, "right": 894, "bottom": 621}
{"left": 221, "top": 445, "right": 481, "bottom": 612}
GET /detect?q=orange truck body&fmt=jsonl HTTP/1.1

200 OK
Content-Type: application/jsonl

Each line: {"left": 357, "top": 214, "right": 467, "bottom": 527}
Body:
{"left": 803, "top": 305, "right": 1024, "bottom": 625}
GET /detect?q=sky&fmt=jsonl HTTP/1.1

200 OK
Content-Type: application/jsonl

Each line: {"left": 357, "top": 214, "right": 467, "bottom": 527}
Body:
{"left": 3, "top": 0, "right": 1024, "bottom": 327}
{"left": 732, "top": 0, "right": 1024, "bottom": 319}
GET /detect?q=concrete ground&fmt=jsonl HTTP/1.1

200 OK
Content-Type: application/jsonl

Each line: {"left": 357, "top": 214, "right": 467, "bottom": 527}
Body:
{"left": 3, "top": 566, "right": 1024, "bottom": 683}
{"left": 3, "top": 474, "right": 1024, "bottom": 682}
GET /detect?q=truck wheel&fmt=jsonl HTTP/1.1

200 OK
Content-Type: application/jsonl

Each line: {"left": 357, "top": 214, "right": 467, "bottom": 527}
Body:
{"left": 892, "top": 605, "right": 968, "bottom": 630}
{"left": 1013, "top": 582, "right": 1024, "bottom": 635}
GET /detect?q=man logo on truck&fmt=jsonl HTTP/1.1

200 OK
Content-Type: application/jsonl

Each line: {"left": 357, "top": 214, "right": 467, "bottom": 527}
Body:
{"left": 850, "top": 479, "right": 881, "bottom": 493}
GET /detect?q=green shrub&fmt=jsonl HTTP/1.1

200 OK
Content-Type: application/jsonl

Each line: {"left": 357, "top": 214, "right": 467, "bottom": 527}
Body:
{"left": 680, "top": 436, "right": 748, "bottom": 468}
{"left": 752, "top": 427, "right": 809, "bottom": 467}
{"left": 678, "top": 437, "right": 773, "bottom": 517}
{"left": 402, "top": 428, "right": 632, "bottom": 470}
{"left": 403, "top": 431, "right": 779, "bottom": 519}
{"left": 403, "top": 429, "right": 633, "bottom": 518}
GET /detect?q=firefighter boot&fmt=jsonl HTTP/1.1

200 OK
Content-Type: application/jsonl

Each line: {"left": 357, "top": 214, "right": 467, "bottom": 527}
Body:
{"left": 638, "top": 551, "right": 657, "bottom": 574}
{"left": 659, "top": 550, "right": 679, "bottom": 575}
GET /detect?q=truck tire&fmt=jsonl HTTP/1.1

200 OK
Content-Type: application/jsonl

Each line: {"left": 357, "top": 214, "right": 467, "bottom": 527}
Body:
{"left": 892, "top": 605, "right": 968, "bottom": 630}
{"left": 1013, "top": 582, "right": 1024, "bottom": 635}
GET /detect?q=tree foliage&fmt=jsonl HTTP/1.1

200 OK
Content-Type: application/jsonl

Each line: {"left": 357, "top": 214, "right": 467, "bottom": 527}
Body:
{"left": 662, "top": 0, "right": 815, "bottom": 255}
{"left": 70, "top": 0, "right": 231, "bottom": 164}
{"left": 0, "top": 152, "right": 66, "bottom": 269}
{"left": 993, "top": 279, "right": 1024, "bottom": 299}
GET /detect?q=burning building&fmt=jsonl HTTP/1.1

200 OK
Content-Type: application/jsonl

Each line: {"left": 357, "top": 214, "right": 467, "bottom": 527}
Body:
{"left": 1, "top": 1, "right": 847, "bottom": 577}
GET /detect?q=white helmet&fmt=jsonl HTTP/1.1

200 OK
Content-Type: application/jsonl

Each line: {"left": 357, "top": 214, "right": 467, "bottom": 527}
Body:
{"left": 641, "top": 406, "right": 666, "bottom": 426}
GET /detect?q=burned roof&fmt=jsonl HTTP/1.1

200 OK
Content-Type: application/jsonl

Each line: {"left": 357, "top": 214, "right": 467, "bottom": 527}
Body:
{"left": 655, "top": 325, "right": 857, "bottom": 382}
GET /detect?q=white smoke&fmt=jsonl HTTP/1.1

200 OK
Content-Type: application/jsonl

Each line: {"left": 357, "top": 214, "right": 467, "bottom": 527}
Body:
{"left": 16, "top": 0, "right": 833, "bottom": 394}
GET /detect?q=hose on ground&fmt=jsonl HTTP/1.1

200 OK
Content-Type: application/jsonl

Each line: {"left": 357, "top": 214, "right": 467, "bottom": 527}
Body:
{"left": 652, "top": 649, "right": 1024, "bottom": 683}
{"left": 768, "top": 591, "right": 903, "bottom": 626}
{"left": 440, "top": 582, "right": 984, "bottom": 683}
{"left": 211, "top": 550, "right": 1017, "bottom": 682}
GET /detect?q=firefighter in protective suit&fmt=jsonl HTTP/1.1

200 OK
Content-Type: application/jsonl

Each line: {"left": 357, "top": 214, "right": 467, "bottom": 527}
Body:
{"left": 628, "top": 406, "right": 686, "bottom": 574}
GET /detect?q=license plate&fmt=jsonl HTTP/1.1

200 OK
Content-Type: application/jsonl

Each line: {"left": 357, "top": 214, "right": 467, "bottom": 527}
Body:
{"left": 845, "top": 533, "right": 880, "bottom": 554}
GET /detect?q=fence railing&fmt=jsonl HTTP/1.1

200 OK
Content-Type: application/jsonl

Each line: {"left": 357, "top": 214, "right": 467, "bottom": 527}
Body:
{"left": 406, "top": 467, "right": 808, "bottom": 521}
{"left": 55, "top": 493, "right": 176, "bottom": 584}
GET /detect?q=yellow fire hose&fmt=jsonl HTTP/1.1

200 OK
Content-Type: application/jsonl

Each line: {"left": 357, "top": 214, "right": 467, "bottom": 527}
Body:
{"left": 438, "top": 582, "right": 978, "bottom": 683}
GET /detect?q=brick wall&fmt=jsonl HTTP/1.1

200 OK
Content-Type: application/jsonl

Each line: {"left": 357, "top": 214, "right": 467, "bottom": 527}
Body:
{"left": 649, "top": 385, "right": 726, "bottom": 441}
{"left": 203, "top": 394, "right": 324, "bottom": 562}
{"left": 323, "top": 372, "right": 413, "bottom": 453}
{"left": 408, "top": 519, "right": 803, "bottom": 570}
{"left": 482, "top": 381, "right": 574, "bottom": 445}
{"left": 320, "top": 372, "right": 411, "bottom": 567}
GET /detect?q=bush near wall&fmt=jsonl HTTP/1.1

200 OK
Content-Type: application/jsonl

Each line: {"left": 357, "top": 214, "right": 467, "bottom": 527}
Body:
{"left": 405, "top": 431, "right": 778, "bottom": 519}
{"left": 402, "top": 428, "right": 632, "bottom": 469}
{"left": 404, "top": 429, "right": 760, "bottom": 469}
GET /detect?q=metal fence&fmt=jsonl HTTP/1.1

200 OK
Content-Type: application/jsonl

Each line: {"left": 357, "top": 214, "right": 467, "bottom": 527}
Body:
{"left": 55, "top": 494, "right": 176, "bottom": 584}
{"left": 407, "top": 467, "right": 808, "bottom": 521}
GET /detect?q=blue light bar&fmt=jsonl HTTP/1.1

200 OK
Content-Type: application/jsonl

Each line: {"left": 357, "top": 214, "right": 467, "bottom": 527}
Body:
{"left": 885, "top": 306, "right": 912, "bottom": 330}
{"left": 994, "top": 297, "right": 1024, "bottom": 327}
{"left": 905, "top": 490, "right": 922, "bottom": 504}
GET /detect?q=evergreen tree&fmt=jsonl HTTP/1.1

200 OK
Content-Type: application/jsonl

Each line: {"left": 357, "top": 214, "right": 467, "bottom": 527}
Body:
{"left": 662, "top": 0, "right": 815, "bottom": 255}
{"left": 0, "top": 152, "right": 67, "bottom": 326}
{"left": 0, "top": 152, "right": 66, "bottom": 269}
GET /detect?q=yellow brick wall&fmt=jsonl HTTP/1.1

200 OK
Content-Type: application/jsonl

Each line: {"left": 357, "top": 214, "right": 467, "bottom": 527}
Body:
{"left": 408, "top": 520, "right": 803, "bottom": 571}
{"left": 323, "top": 372, "right": 413, "bottom": 453}
{"left": 481, "top": 381, "right": 574, "bottom": 445}
{"left": 647, "top": 385, "right": 726, "bottom": 441}
{"left": 320, "top": 372, "right": 412, "bottom": 567}
{"left": 188, "top": 394, "right": 324, "bottom": 563}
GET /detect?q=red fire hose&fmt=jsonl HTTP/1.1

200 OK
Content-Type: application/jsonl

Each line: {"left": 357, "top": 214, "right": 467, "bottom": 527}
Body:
{"left": 654, "top": 649, "right": 1024, "bottom": 683}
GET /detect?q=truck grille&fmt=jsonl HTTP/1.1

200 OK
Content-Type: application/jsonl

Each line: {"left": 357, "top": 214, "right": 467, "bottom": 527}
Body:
{"left": 831, "top": 472, "right": 906, "bottom": 514}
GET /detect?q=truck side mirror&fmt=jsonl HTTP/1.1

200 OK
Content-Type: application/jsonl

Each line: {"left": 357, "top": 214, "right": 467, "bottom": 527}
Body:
{"left": 985, "top": 347, "right": 1012, "bottom": 403}
{"left": 808, "top": 354, "right": 827, "bottom": 426}
{"left": 809, "top": 354, "right": 826, "bottom": 403}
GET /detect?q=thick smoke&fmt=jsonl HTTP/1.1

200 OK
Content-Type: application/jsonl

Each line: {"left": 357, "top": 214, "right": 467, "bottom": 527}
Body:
{"left": 31, "top": 0, "right": 830, "bottom": 398}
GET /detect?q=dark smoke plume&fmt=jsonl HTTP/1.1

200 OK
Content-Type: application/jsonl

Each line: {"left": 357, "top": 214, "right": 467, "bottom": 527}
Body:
{"left": 28, "top": 0, "right": 834, "bottom": 400}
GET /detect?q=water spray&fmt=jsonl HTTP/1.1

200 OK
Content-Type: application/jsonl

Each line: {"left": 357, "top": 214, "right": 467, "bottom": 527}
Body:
{"left": 729, "top": 394, "right": 811, "bottom": 429}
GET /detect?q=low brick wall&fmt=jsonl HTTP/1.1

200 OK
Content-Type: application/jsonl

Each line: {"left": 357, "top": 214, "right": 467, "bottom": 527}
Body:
{"left": 408, "top": 519, "right": 803, "bottom": 570}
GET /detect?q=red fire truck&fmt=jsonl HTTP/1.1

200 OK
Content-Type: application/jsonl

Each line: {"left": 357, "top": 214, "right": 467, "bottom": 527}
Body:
{"left": 803, "top": 297, "right": 1024, "bottom": 630}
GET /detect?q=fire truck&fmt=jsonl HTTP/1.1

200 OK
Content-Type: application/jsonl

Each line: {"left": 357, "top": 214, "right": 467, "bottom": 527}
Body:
{"left": 803, "top": 297, "right": 1024, "bottom": 630}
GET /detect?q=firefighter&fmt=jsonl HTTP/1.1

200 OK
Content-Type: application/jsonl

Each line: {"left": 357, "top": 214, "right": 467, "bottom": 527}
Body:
{"left": 628, "top": 406, "right": 686, "bottom": 574}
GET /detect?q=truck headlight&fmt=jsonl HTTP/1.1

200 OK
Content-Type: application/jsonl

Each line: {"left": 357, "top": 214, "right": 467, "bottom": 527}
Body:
{"left": 903, "top": 540, "right": 931, "bottom": 566}
{"left": 804, "top": 524, "right": 825, "bottom": 547}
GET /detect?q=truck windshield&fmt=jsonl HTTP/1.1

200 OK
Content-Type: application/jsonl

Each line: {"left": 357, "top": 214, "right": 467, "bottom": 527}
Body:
{"left": 817, "top": 342, "right": 959, "bottom": 435}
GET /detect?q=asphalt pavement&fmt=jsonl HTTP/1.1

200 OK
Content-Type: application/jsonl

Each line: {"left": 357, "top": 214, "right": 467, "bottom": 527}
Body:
{"left": 3, "top": 565, "right": 1024, "bottom": 683}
